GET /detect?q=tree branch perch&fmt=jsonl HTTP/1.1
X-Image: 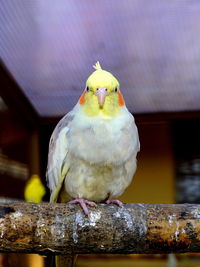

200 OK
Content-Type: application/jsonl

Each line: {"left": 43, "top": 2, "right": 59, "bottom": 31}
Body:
{"left": 0, "top": 203, "right": 199, "bottom": 254}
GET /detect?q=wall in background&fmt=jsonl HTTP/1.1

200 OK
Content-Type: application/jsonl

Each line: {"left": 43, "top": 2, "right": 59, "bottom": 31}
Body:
{"left": 121, "top": 121, "right": 175, "bottom": 204}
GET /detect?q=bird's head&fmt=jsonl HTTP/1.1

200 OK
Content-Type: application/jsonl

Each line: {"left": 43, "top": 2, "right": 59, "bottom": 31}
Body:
{"left": 79, "top": 62, "right": 125, "bottom": 116}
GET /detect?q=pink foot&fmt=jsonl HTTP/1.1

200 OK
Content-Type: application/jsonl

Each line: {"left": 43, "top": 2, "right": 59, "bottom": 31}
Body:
{"left": 106, "top": 199, "right": 123, "bottom": 207}
{"left": 68, "top": 198, "right": 96, "bottom": 215}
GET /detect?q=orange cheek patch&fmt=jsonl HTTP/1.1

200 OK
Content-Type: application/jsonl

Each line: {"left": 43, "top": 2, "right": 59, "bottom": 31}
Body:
{"left": 79, "top": 91, "right": 86, "bottom": 104}
{"left": 118, "top": 91, "right": 125, "bottom": 106}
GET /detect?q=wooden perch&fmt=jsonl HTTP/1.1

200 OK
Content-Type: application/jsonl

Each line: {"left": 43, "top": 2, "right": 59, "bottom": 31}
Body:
{"left": 0, "top": 202, "right": 199, "bottom": 255}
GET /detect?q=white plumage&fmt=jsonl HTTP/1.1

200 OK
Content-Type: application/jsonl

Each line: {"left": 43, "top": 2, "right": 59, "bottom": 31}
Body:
{"left": 47, "top": 103, "right": 140, "bottom": 204}
{"left": 47, "top": 62, "right": 140, "bottom": 267}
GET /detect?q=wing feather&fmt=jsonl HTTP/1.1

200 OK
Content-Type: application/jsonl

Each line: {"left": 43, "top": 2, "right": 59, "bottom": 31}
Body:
{"left": 46, "top": 111, "right": 74, "bottom": 202}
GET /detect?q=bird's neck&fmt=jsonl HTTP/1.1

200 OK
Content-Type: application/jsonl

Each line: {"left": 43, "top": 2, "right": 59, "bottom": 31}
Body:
{"left": 79, "top": 94, "right": 124, "bottom": 117}
{"left": 80, "top": 103, "right": 124, "bottom": 117}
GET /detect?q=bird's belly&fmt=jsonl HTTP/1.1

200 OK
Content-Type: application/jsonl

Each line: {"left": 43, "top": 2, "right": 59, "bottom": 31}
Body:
{"left": 68, "top": 123, "right": 134, "bottom": 165}
{"left": 64, "top": 159, "right": 128, "bottom": 202}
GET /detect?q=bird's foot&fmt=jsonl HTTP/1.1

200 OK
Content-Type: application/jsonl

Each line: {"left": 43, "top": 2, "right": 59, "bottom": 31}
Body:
{"left": 106, "top": 199, "right": 123, "bottom": 207}
{"left": 68, "top": 198, "right": 96, "bottom": 215}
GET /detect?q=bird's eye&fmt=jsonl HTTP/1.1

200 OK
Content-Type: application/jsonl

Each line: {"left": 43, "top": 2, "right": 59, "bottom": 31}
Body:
{"left": 86, "top": 86, "right": 90, "bottom": 92}
{"left": 114, "top": 88, "right": 118, "bottom": 92}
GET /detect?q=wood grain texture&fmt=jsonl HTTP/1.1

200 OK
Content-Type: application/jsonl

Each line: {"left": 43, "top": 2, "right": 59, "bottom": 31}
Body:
{"left": 0, "top": 203, "right": 199, "bottom": 254}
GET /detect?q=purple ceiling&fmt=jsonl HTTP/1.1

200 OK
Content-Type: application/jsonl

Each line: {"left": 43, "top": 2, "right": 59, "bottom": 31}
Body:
{"left": 1, "top": 0, "right": 200, "bottom": 117}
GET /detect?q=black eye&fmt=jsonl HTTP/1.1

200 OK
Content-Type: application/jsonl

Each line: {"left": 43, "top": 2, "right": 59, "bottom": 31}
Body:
{"left": 114, "top": 88, "right": 118, "bottom": 92}
{"left": 86, "top": 86, "right": 90, "bottom": 92}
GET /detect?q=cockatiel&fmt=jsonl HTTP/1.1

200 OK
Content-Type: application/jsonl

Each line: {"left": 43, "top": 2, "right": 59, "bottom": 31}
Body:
{"left": 47, "top": 62, "right": 140, "bottom": 215}
{"left": 24, "top": 174, "right": 46, "bottom": 203}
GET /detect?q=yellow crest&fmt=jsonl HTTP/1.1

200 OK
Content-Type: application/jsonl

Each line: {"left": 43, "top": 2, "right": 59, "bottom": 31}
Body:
{"left": 93, "top": 61, "right": 102, "bottom": 71}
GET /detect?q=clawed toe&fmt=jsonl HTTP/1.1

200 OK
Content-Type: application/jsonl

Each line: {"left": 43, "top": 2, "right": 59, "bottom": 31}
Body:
{"left": 106, "top": 199, "right": 123, "bottom": 207}
{"left": 85, "top": 200, "right": 97, "bottom": 207}
{"left": 68, "top": 198, "right": 96, "bottom": 215}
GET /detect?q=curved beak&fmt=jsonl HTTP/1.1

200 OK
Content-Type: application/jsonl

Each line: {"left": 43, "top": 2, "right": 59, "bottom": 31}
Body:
{"left": 95, "top": 87, "right": 108, "bottom": 108}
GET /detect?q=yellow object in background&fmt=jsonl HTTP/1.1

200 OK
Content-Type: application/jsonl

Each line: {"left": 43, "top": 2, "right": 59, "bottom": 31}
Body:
{"left": 24, "top": 174, "right": 46, "bottom": 203}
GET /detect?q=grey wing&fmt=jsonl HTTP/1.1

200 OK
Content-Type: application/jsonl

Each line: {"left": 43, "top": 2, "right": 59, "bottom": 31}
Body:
{"left": 46, "top": 111, "right": 74, "bottom": 202}
{"left": 124, "top": 114, "right": 140, "bottom": 156}
{"left": 132, "top": 116, "right": 140, "bottom": 154}
{"left": 123, "top": 115, "right": 140, "bottom": 184}
{"left": 111, "top": 115, "right": 140, "bottom": 198}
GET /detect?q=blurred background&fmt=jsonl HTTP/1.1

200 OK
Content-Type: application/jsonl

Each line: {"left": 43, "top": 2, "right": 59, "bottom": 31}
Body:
{"left": 0, "top": 0, "right": 200, "bottom": 266}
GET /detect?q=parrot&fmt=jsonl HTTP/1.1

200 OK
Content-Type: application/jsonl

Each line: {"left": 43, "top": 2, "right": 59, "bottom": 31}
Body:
{"left": 46, "top": 62, "right": 140, "bottom": 216}
{"left": 24, "top": 174, "right": 46, "bottom": 203}
{"left": 46, "top": 62, "right": 140, "bottom": 267}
